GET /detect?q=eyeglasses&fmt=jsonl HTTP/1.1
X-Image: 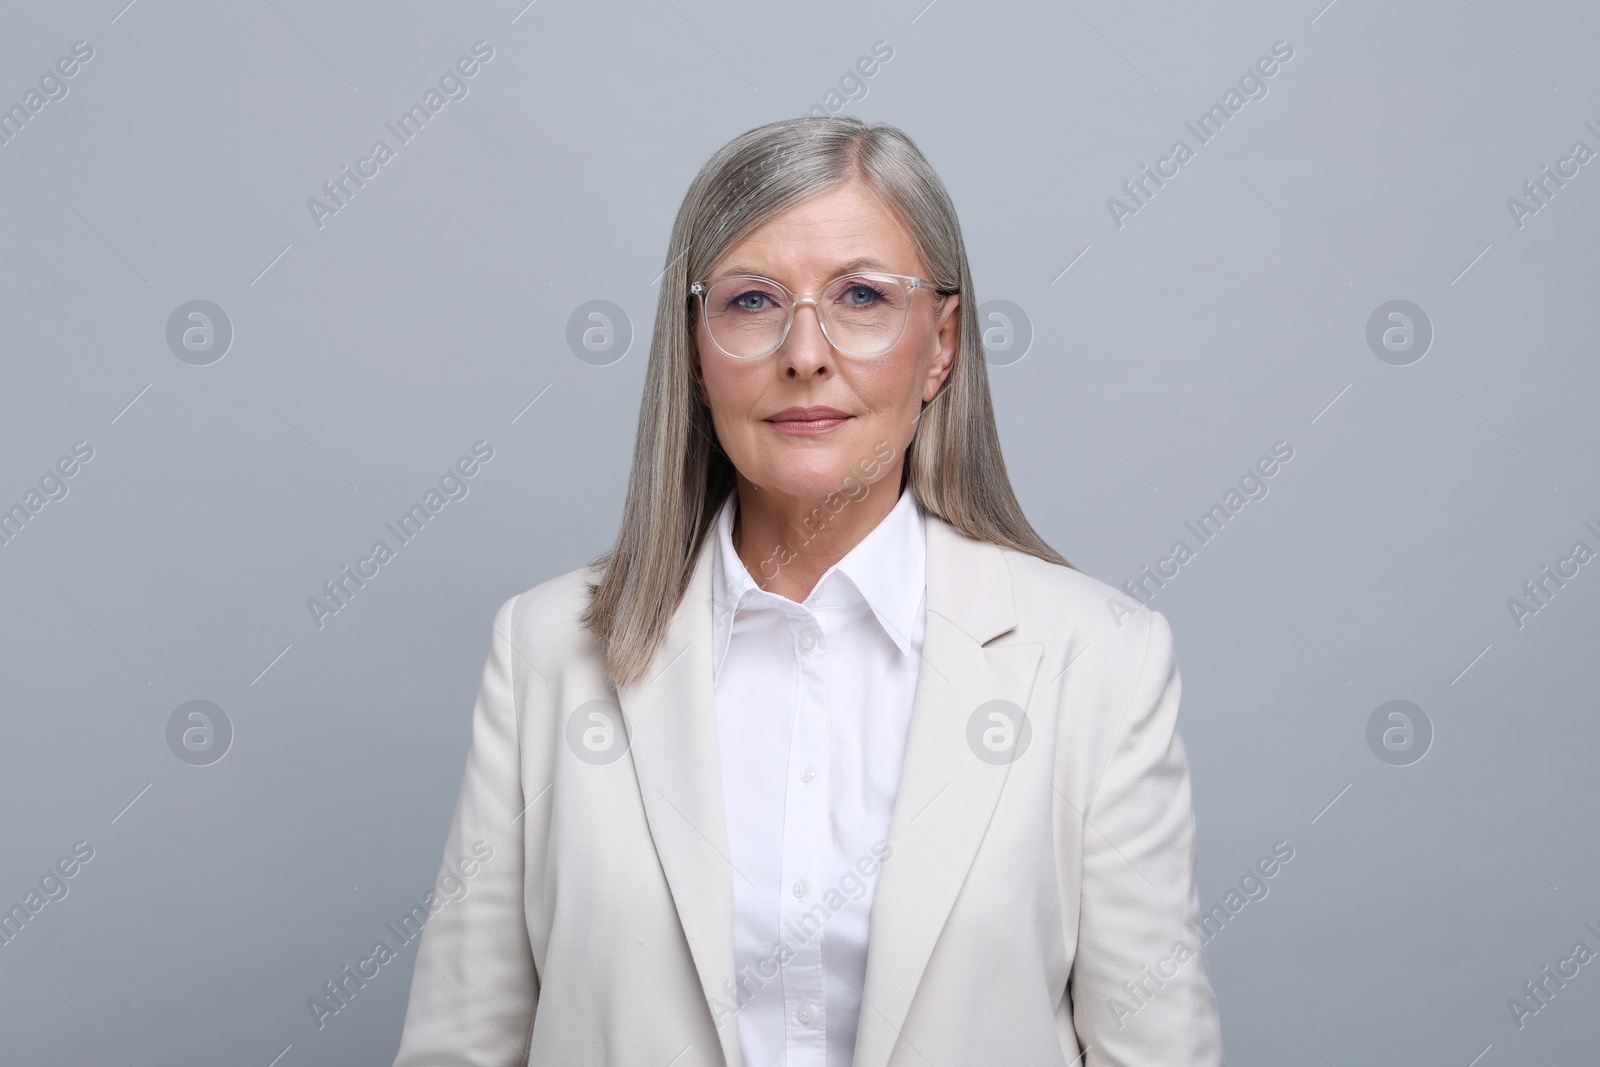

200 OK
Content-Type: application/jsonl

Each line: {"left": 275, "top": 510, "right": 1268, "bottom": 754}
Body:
{"left": 689, "top": 271, "right": 954, "bottom": 360}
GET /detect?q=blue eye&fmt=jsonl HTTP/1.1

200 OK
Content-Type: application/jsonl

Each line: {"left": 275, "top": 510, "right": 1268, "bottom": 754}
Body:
{"left": 841, "top": 283, "right": 886, "bottom": 306}
{"left": 724, "top": 290, "right": 765, "bottom": 312}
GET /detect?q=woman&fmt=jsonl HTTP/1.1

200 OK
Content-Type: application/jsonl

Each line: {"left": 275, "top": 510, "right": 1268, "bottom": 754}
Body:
{"left": 392, "top": 115, "right": 1223, "bottom": 1066}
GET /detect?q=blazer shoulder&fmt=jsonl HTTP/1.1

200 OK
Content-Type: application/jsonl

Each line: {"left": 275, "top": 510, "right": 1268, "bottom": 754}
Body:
{"left": 995, "top": 544, "right": 1164, "bottom": 650}
{"left": 494, "top": 557, "right": 606, "bottom": 662}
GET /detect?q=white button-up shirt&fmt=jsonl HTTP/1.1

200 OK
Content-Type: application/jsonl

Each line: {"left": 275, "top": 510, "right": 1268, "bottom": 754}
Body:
{"left": 711, "top": 483, "right": 927, "bottom": 1067}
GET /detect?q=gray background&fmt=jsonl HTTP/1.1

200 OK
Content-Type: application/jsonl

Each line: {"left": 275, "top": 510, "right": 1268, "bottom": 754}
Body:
{"left": 2, "top": 0, "right": 1596, "bottom": 1064}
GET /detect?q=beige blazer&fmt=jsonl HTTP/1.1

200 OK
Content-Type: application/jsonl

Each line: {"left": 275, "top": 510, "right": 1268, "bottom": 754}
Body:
{"left": 392, "top": 511, "right": 1224, "bottom": 1066}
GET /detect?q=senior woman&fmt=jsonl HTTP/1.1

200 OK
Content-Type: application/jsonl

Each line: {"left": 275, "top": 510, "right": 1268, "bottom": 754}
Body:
{"left": 392, "top": 115, "right": 1223, "bottom": 1066}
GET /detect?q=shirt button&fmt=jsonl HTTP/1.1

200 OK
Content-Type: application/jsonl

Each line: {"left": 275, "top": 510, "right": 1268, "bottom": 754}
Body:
{"left": 799, "top": 629, "right": 818, "bottom": 650}
{"left": 799, "top": 765, "right": 816, "bottom": 784}
{"left": 797, "top": 1003, "right": 813, "bottom": 1024}
{"left": 793, "top": 880, "right": 808, "bottom": 898}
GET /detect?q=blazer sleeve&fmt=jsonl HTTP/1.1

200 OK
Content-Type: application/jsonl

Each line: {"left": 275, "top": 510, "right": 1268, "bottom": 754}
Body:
{"left": 1067, "top": 608, "right": 1224, "bottom": 1065}
{"left": 392, "top": 593, "right": 539, "bottom": 1066}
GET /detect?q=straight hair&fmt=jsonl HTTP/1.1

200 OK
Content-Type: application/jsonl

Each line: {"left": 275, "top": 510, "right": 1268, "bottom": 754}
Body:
{"left": 581, "top": 115, "right": 1071, "bottom": 691}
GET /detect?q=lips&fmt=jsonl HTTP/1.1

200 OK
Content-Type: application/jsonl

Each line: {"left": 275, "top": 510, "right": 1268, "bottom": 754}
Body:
{"left": 764, "top": 405, "right": 851, "bottom": 436}
{"left": 766, "top": 406, "right": 850, "bottom": 423}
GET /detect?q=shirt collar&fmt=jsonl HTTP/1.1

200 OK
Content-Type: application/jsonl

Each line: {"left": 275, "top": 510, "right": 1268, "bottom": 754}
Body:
{"left": 710, "top": 483, "right": 926, "bottom": 682}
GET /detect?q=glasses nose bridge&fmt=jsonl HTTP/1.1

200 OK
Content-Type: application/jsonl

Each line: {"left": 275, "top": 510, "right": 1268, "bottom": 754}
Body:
{"left": 783, "top": 290, "right": 834, "bottom": 347}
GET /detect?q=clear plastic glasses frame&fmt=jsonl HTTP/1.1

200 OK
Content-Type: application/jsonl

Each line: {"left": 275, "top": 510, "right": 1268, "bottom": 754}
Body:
{"left": 689, "top": 270, "right": 955, "bottom": 359}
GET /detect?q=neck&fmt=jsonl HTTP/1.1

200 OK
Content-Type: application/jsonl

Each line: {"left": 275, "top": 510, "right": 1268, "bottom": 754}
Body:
{"left": 731, "top": 462, "right": 905, "bottom": 603}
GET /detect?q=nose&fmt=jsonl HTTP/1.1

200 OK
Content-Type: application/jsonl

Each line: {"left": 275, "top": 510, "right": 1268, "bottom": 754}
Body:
{"left": 778, "top": 297, "right": 835, "bottom": 377}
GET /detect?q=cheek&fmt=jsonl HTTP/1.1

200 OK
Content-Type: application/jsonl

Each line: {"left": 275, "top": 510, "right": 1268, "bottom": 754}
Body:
{"left": 854, "top": 336, "right": 930, "bottom": 410}
{"left": 698, "top": 350, "right": 763, "bottom": 422}
{"left": 852, "top": 364, "right": 909, "bottom": 409}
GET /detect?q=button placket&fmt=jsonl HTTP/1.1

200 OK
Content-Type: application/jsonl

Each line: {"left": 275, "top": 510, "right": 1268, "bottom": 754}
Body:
{"left": 778, "top": 606, "right": 829, "bottom": 1058}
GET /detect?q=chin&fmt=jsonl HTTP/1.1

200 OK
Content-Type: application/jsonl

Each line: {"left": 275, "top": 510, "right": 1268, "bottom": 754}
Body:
{"left": 764, "top": 457, "right": 897, "bottom": 503}
{"left": 750, "top": 455, "right": 858, "bottom": 499}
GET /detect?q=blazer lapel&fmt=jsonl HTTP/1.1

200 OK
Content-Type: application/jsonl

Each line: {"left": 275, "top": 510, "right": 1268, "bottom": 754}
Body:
{"left": 617, "top": 533, "right": 741, "bottom": 1067}
{"left": 851, "top": 515, "right": 1044, "bottom": 1067}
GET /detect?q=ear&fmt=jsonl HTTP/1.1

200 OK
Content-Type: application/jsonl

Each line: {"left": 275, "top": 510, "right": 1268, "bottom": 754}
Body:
{"left": 924, "top": 293, "right": 960, "bottom": 403}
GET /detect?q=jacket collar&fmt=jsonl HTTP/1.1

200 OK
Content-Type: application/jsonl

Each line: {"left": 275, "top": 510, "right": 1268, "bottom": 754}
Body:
{"left": 616, "top": 502, "right": 1043, "bottom": 1067}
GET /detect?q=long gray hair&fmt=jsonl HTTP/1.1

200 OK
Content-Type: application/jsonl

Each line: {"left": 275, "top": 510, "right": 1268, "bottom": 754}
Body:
{"left": 581, "top": 115, "right": 1070, "bottom": 690}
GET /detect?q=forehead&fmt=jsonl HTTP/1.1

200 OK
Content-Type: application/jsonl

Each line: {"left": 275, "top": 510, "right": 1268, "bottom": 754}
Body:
{"left": 708, "top": 180, "right": 923, "bottom": 283}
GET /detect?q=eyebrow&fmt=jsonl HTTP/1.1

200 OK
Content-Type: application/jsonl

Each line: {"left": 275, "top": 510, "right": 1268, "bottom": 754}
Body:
{"left": 712, "top": 256, "right": 893, "bottom": 282}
